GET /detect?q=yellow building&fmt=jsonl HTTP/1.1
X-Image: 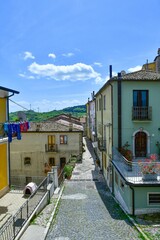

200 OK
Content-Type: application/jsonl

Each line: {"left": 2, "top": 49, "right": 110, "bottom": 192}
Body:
{"left": 0, "top": 86, "right": 19, "bottom": 197}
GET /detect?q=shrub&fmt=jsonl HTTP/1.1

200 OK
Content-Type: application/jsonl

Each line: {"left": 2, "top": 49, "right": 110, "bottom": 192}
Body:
{"left": 64, "top": 165, "right": 73, "bottom": 179}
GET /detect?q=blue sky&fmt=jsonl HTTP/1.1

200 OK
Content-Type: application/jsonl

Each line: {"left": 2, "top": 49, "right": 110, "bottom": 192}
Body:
{"left": 0, "top": 0, "right": 160, "bottom": 112}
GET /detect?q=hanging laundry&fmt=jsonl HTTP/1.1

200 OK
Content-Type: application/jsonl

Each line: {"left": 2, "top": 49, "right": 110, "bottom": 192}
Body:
{"left": 3, "top": 121, "right": 29, "bottom": 142}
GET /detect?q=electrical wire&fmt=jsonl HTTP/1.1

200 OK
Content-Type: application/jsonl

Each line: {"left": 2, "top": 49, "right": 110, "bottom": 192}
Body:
{"left": 9, "top": 99, "right": 29, "bottom": 111}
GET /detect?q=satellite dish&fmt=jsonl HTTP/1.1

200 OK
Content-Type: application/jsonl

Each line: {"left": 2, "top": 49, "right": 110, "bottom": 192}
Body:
{"left": 17, "top": 111, "right": 27, "bottom": 121}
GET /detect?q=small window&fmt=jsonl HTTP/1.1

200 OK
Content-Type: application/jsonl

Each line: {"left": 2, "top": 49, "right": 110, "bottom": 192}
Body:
{"left": 49, "top": 158, "right": 55, "bottom": 166}
{"left": 24, "top": 157, "right": 31, "bottom": 165}
{"left": 148, "top": 193, "right": 160, "bottom": 205}
{"left": 60, "top": 135, "right": 67, "bottom": 144}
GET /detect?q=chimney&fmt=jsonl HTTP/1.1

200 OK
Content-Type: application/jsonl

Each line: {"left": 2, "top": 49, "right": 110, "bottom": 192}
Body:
{"left": 109, "top": 65, "right": 112, "bottom": 78}
{"left": 91, "top": 91, "right": 95, "bottom": 100}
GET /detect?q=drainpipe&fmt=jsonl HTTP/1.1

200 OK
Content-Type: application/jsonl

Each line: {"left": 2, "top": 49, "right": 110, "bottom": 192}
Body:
{"left": 111, "top": 164, "right": 114, "bottom": 196}
{"left": 109, "top": 65, "right": 114, "bottom": 193}
{"left": 100, "top": 93, "right": 103, "bottom": 171}
{"left": 118, "top": 72, "right": 122, "bottom": 150}
{"left": 88, "top": 98, "right": 91, "bottom": 139}
{"left": 6, "top": 93, "right": 15, "bottom": 187}
{"left": 109, "top": 65, "right": 113, "bottom": 147}
{"left": 130, "top": 186, "right": 135, "bottom": 216}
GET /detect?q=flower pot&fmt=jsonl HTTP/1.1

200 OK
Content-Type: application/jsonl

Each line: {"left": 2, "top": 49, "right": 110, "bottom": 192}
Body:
{"left": 143, "top": 174, "right": 157, "bottom": 181}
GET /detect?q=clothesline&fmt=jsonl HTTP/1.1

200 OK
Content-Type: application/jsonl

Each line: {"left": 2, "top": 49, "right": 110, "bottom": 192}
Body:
{"left": 3, "top": 121, "right": 30, "bottom": 142}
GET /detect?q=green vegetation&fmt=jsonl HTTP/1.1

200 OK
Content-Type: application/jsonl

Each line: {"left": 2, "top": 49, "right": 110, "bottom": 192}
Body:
{"left": 63, "top": 165, "right": 74, "bottom": 179}
{"left": 9, "top": 105, "right": 86, "bottom": 122}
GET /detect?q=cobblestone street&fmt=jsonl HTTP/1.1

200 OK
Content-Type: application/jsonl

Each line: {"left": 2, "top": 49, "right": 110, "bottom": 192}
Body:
{"left": 46, "top": 138, "right": 141, "bottom": 240}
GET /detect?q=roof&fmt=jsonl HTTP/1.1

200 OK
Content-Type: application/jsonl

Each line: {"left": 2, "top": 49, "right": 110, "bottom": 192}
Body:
{"left": 113, "top": 70, "right": 160, "bottom": 80}
{"left": 0, "top": 86, "right": 19, "bottom": 97}
{"left": 45, "top": 114, "right": 82, "bottom": 126}
{"left": 95, "top": 70, "right": 160, "bottom": 97}
{"left": 28, "top": 121, "right": 83, "bottom": 132}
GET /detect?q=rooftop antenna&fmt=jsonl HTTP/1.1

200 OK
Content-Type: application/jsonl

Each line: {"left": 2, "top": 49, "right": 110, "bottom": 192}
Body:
{"left": 146, "top": 59, "right": 148, "bottom": 70}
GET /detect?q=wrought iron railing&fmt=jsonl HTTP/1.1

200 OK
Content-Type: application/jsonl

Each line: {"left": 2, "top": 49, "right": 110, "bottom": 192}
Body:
{"left": 112, "top": 147, "right": 160, "bottom": 183}
{"left": 0, "top": 176, "right": 52, "bottom": 240}
{"left": 132, "top": 106, "right": 152, "bottom": 120}
{"left": 45, "top": 144, "right": 58, "bottom": 152}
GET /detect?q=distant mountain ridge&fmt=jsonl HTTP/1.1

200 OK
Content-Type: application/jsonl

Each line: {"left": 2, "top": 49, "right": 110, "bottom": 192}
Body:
{"left": 9, "top": 104, "right": 86, "bottom": 122}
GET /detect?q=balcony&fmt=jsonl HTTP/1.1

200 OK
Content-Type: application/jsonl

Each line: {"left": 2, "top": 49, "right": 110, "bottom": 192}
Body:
{"left": 112, "top": 147, "right": 160, "bottom": 184}
{"left": 98, "top": 138, "right": 106, "bottom": 151}
{"left": 45, "top": 144, "right": 58, "bottom": 152}
{"left": 132, "top": 106, "right": 152, "bottom": 121}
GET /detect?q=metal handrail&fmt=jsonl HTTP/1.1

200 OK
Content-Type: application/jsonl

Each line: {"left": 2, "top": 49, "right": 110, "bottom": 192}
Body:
{"left": 0, "top": 176, "right": 49, "bottom": 240}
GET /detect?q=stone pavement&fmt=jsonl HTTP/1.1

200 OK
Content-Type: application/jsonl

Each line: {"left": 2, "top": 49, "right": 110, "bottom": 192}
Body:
{"left": 0, "top": 190, "right": 26, "bottom": 228}
{"left": 45, "top": 137, "right": 142, "bottom": 240}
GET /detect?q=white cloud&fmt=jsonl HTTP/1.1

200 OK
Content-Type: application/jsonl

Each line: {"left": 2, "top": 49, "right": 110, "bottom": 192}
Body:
{"left": 48, "top": 53, "right": 56, "bottom": 59}
{"left": 62, "top": 52, "right": 74, "bottom": 57}
{"left": 24, "top": 51, "right": 35, "bottom": 60}
{"left": 28, "top": 62, "right": 101, "bottom": 82}
{"left": 94, "top": 62, "right": 103, "bottom": 67}
{"left": 128, "top": 65, "right": 142, "bottom": 73}
{"left": 19, "top": 73, "right": 35, "bottom": 79}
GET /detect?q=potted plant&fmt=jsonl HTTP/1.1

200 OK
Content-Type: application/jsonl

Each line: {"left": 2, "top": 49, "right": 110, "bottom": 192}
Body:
{"left": 64, "top": 165, "right": 73, "bottom": 179}
{"left": 138, "top": 154, "right": 160, "bottom": 181}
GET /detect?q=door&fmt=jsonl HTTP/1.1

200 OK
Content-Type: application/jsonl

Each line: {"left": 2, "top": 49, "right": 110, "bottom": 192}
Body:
{"left": 135, "top": 131, "right": 147, "bottom": 157}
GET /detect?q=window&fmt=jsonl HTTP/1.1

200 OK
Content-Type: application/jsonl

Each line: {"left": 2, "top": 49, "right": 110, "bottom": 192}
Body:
{"left": 49, "top": 158, "right": 55, "bottom": 166}
{"left": 48, "top": 135, "right": 55, "bottom": 144}
{"left": 148, "top": 193, "right": 160, "bottom": 205}
{"left": 24, "top": 157, "right": 31, "bottom": 165}
{"left": 132, "top": 90, "right": 151, "bottom": 120}
{"left": 133, "top": 90, "right": 148, "bottom": 107}
{"left": 60, "top": 135, "right": 68, "bottom": 144}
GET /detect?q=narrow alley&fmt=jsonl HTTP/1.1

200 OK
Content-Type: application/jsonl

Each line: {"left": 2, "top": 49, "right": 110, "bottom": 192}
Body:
{"left": 46, "top": 137, "right": 141, "bottom": 240}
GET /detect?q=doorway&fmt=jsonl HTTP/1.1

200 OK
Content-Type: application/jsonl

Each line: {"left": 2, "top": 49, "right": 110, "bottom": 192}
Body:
{"left": 135, "top": 131, "right": 147, "bottom": 157}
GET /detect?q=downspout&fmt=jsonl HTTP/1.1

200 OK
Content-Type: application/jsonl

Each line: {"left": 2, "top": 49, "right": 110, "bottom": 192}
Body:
{"left": 130, "top": 185, "right": 135, "bottom": 216}
{"left": 100, "top": 93, "right": 103, "bottom": 171}
{"left": 109, "top": 65, "right": 114, "bottom": 194}
{"left": 111, "top": 164, "right": 114, "bottom": 196}
{"left": 109, "top": 65, "right": 113, "bottom": 148}
{"left": 6, "top": 93, "right": 15, "bottom": 187}
{"left": 118, "top": 72, "right": 122, "bottom": 150}
{"left": 87, "top": 98, "right": 90, "bottom": 139}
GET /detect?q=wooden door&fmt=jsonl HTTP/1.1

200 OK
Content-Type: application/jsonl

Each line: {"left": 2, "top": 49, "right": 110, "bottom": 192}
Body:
{"left": 135, "top": 132, "right": 147, "bottom": 157}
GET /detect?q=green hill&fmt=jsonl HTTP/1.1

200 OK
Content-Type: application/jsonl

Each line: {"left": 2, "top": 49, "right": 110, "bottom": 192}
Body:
{"left": 9, "top": 105, "right": 86, "bottom": 122}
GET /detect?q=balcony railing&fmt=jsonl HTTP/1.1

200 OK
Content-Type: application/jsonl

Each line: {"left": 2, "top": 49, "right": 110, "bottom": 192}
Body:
{"left": 112, "top": 147, "right": 160, "bottom": 184}
{"left": 132, "top": 106, "right": 152, "bottom": 120}
{"left": 45, "top": 144, "right": 58, "bottom": 152}
{"left": 98, "top": 138, "right": 106, "bottom": 151}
